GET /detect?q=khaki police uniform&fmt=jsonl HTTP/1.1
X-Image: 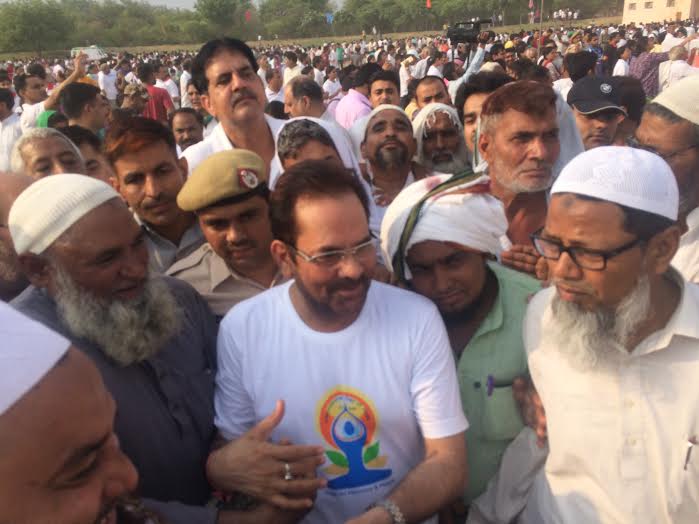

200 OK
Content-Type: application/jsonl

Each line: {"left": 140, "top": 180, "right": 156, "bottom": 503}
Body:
{"left": 170, "top": 149, "right": 285, "bottom": 318}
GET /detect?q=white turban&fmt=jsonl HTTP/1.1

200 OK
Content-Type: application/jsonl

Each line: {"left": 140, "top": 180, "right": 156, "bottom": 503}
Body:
{"left": 412, "top": 103, "right": 469, "bottom": 170}
{"left": 0, "top": 301, "right": 70, "bottom": 416}
{"left": 348, "top": 104, "right": 410, "bottom": 161}
{"left": 381, "top": 173, "right": 512, "bottom": 280}
{"left": 9, "top": 174, "right": 120, "bottom": 255}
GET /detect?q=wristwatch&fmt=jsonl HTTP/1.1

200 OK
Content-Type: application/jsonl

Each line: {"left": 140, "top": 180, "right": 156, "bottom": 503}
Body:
{"left": 368, "top": 499, "right": 406, "bottom": 524}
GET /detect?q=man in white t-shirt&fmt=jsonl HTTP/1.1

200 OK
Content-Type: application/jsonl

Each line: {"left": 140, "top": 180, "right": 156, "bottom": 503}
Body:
{"left": 97, "top": 62, "right": 118, "bottom": 106}
{"left": 16, "top": 54, "right": 86, "bottom": 131}
{"left": 180, "top": 59, "right": 193, "bottom": 108}
{"left": 155, "top": 63, "right": 180, "bottom": 108}
{"left": 214, "top": 161, "right": 468, "bottom": 524}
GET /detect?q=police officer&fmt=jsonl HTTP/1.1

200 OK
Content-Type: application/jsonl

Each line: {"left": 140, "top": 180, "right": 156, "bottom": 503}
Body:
{"left": 168, "top": 149, "right": 283, "bottom": 318}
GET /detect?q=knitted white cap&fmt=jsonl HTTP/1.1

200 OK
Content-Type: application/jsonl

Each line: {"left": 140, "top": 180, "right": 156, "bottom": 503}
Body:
{"left": 653, "top": 75, "right": 699, "bottom": 126}
{"left": 0, "top": 301, "right": 70, "bottom": 416}
{"left": 551, "top": 146, "right": 678, "bottom": 221}
{"left": 9, "top": 174, "right": 120, "bottom": 255}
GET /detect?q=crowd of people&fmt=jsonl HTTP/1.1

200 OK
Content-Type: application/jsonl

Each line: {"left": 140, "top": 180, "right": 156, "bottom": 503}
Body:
{"left": 1, "top": 15, "right": 699, "bottom": 524}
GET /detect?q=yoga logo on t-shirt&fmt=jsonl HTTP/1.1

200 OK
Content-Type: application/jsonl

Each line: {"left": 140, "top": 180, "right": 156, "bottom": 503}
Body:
{"left": 316, "top": 386, "right": 392, "bottom": 490}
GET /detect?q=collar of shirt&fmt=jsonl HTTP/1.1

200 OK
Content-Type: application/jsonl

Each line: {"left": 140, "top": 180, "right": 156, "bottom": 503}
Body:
{"left": 210, "top": 113, "right": 285, "bottom": 151}
{"left": 634, "top": 269, "right": 699, "bottom": 357}
{"left": 133, "top": 211, "right": 203, "bottom": 250}
{"left": 208, "top": 245, "right": 284, "bottom": 291}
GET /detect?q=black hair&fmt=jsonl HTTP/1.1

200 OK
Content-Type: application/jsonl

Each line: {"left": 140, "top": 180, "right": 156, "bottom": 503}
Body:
{"left": 614, "top": 76, "right": 646, "bottom": 124}
{"left": 265, "top": 100, "right": 288, "bottom": 120}
{"left": 566, "top": 51, "right": 597, "bottom": 82}
{"left": 0, "top": 88, "right": 14, "bottom": 110}
{"left": 47, "top": 112, "right": 68, "bottom": 128}
{"left": 454, "top": 71, "right": 513, "bottom": 122}
{"left": 136, "top": 63, "right": 154, "bottom": 83}
{"left": 169, "top": 107, "right": 205, "bottom": 128}
{"left": 289, "top": 76, "right": 323, "bottom": 103}
{"left": 369, "top": 69, "right": 399, "bottom": 92}
{"left": 354, "top": 63, "right": 381, "bottom": 88}
{"left": 61, "top": 125, "right": 102, "bottom": 150}
{"left": 269, "top": 160, "right": 370, "bottom": 246}
{"left": 26, "top": 63, "right": 46, "bottom": 80}
{"left": 192, "top": 38, "right": 258, "bottom": 94}
{"left": 60, "top": 83, "right": 101, "bottom": 119}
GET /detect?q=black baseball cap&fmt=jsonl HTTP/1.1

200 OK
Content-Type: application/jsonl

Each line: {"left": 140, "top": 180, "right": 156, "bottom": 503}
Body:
{"left": 567, "top": 76, "right": 627, "bottom": 116}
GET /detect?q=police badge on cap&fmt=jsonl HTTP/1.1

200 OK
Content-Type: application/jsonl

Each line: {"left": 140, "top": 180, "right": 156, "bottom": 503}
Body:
{"left": 238, "top": 168, "right": 259, "bottom": 189}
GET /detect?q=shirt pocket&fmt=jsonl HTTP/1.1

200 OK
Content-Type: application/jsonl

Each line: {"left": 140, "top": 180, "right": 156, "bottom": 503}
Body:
{"left": 668, "top": 435, "right": 699, "bottom": 516}
{"left": 480, "top": 383, "right": 524, "bottom": 442}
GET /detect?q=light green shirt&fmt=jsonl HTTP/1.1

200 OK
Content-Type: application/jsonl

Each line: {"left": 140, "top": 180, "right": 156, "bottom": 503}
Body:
{"left": 457, "top": 261, "right": 540, "bottom": 504}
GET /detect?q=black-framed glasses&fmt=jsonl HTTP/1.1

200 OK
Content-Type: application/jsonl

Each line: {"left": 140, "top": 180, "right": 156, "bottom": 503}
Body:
{"left": 626, "top": 136, "right": 698, "bottom": 163}
{"left": 530, "top": 229, "right": 642, "bottom": 271}
{"left": 288, "top": 236, "right": 377, "bottom": 268}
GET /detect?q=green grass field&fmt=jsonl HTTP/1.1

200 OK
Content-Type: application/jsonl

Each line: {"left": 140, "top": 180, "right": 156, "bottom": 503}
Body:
{"left": 0, "top": 16, "right": 621, "bottom": 60}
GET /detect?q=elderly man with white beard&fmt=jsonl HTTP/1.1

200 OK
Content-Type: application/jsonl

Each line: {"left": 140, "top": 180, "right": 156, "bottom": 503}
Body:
{"left": 8, "top": 174, "right": 329, "bottom": 524}
{"left": 517, "top": 146, "right": 699, "bottom": 524}
{"left": 413, "top": 103, "right": 471, "bottom": 176}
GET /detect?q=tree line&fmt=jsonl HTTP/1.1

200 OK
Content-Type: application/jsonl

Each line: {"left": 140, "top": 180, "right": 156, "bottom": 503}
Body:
{"left": 0, "top": 0, "right": 620, "bottom": 54}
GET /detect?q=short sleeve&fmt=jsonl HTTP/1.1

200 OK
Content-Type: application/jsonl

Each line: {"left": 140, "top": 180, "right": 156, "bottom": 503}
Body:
{"left": 410, "top": 302, "right": 468, "bottom": 439}
{"left": 214, "top": 315, "right": 257, "bottom": 440}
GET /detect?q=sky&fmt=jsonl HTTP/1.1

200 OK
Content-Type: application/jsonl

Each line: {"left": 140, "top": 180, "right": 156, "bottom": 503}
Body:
{"left": 149, "top": 0, "right": 197, "bottom": 9}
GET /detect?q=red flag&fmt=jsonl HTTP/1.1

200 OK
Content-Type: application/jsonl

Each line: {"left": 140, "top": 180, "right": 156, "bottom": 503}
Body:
{"left": 426, "top": 0, "right": 431, "bottom": 8}
{"left": 245, "top": 9, "right": 251, "bottom": 21}
{"left": 528, "top": 0, "right": 534, "bottom": 8}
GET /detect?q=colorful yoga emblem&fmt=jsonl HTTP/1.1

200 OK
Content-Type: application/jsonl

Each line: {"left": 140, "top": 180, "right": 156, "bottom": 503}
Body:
{"left": 316, "top": 386, "right": 392, "bottom": 490}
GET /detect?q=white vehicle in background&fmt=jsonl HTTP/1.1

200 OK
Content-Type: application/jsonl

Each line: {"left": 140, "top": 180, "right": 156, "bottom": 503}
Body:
{"left": 70, "top": 45, "right": 108, "bottom": 61}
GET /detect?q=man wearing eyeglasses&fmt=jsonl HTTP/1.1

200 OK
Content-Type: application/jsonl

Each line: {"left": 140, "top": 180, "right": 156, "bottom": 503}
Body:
{"left": 215, "top": 160, "right": 468, "bottom": 524}
{"left": 168, "top": 149, "right": 283, "bottom": 319}
{"left": 632, "top": 76, "right": 699, "bottom": 283}
{"left": 519, "top": 146, "right": 699, "bottom": 523}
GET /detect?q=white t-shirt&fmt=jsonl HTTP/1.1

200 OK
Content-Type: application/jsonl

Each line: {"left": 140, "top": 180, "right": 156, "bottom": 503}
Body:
{"left": 552, "top": 77, "right": 574, "bottom": 101}
{"left": 0, "top": 112, "right": 22, "bottom": 171}
{"left": 613, "top": 58, "right": 629, "bottom": 76}
{"left": 98, "top": 70, "right": 118, "bottom": 101}
{"left": 215, "top": 280, "right": 468, "bottom": 524}
{"left": 20, "top": 101, "right": 46, "bottom": 131}
{"left": 180, "top": 70, "right": 192, "bottom": 108}
{"left": 156, "top": 78, "right": 180, "bottom": 104}
{"left": 323, "top": 78, "right": 341, "bottom": 98}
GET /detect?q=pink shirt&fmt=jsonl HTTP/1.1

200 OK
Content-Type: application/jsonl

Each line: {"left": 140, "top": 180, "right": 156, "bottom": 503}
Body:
{"left": 334, "top": 89, "right": 372, "bottom": 129}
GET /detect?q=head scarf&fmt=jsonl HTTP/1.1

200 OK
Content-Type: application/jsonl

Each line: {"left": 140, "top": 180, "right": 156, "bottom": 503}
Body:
{"left": 412, "top": 103, "right": 469, "bottom": 172}
{"left": 381, "top": 172, "right": 512, "bottom": 281}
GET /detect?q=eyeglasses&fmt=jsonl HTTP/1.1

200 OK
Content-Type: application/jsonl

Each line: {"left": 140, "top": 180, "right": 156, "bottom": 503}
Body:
{"left": 626, "top": 136, "right": 698, "bottom": 163}
{"left": 530, "top": 229, "right": 642, "bottom": 271}
{"left": 288, "top": 236, "right": 377, "bottom": 268}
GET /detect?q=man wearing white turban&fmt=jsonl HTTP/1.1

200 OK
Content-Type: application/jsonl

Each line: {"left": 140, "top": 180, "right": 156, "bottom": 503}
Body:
{"left": 380, "top": 172, "right": 540, "bottom": 515}
{"left": 413, "top": 103, "right": 471, "bottom": 175}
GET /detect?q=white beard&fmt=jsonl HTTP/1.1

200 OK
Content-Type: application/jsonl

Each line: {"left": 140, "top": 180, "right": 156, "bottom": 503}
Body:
{"left": 543, "top": 275, "right": 652, "bottom": 371}
{"left": 53, "top": 265, "right": 181, "bottom": 366}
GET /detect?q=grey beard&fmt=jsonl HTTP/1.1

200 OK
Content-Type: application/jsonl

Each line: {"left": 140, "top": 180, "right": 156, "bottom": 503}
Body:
{"left": 429, "top": 150, "right": 470, "bottom": 174}
{"left": 543, "top": 275, "right": 652, "bottom": 371}
{"left": 0, "top": 240, "right": 22, "bottom": 282}
{"left": 53, "top": 266, "right": 181, "bottom": 366}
